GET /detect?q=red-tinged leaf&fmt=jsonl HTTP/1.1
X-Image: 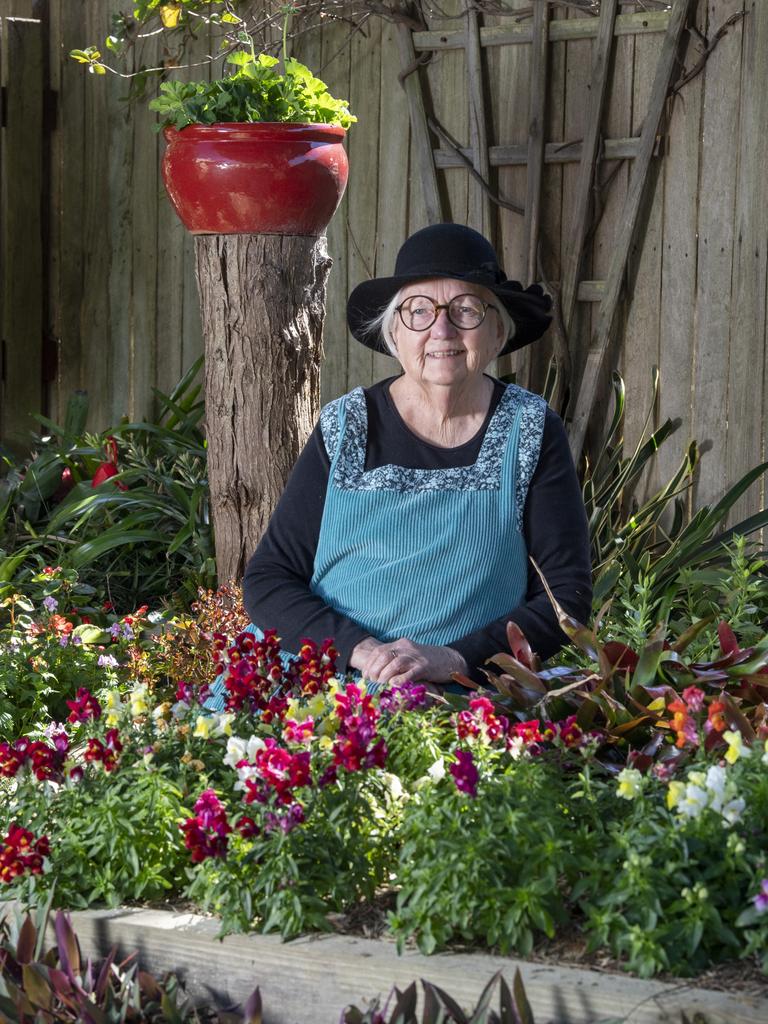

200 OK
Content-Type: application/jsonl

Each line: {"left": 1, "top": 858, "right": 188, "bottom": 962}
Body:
{"left": 688, "top": 668, "right": 730, "bottom": 686}
{"left": 74, "top": 989, "right": 108, "bottom": 1024}
{"left": 16, "top": 915, "right": 36, "bottom": 965}
{"left": 612, "top": 715, "right": 654, "bottom": 737}
{"left": 54, "top": 912, "right": 80, "bottom": 980}
{"left": 671, "top": 615, "right": 714, "bottom": 654}
{"left": 467, "top": 971, "right": 501, "bottom": 1020}
{"left": 728, "top": 637, "right": 768, "bottom": 677}
{"left": 512, "top": 969, "right": 534, "bottom": 1024}
{"left": 720, "top": 693, "right": 756, "bottom": 742}
{"left": 506, "top": 621, "right": 534, "bottom": 670}
{"left": 576, "top": 699, "right": 598, "bottom": 730}
{"left": 421, "top": 980, "right": 468, "bottom": 1023}
{"left": 48, "top": 966, "right": 76, "bottom": 1003}
{"left": 450, "top": 672, "right": 481, "bottom": 691}
{"left": 718, "top": 620, "right": 740, "bottom": 654}
{"left": 389, "top": 983, "right": 418, "bottom": 1022}
{"left": 529, "top": 558, "right": 613, "bottom": 676}
{"left": 486, "top": 653, "right": 548, "bottom": 693}
{"left": 628, "top": 751, "right": 654, "bottom": 772}
{"left": 499, "top": 975, "right": 523, "bottom": 1024}
{"left": 22, "top": 964, "right": 53, "bottom": 1010}
{"left": 242, "top": 985, "right": 262, "bottom": 1024}
{"left": 603, "top": 642, "right": 639, "bottom": 673}
{"left": 96, "top": 952, "right": 117, "bottom": 1001}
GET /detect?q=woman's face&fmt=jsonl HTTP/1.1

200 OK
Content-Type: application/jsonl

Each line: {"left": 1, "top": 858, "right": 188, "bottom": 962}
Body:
{"left": 390, "top": 279, "right": 506, "bottom": 390}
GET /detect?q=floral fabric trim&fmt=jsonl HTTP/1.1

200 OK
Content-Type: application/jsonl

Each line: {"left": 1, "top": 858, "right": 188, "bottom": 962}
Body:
{"left": 322, "top": 385, "right": 545, "bottom": 525}
{"left": 513, "top": 391, "right": 546, "bottom": 531}
{"left": 320, "top": 398, "right": 343, "bottom": 461}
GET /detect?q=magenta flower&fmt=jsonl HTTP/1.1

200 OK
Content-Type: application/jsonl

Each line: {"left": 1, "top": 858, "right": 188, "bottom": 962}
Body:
{"left": 66, "top": 688, "right": 102, "bottom": 723}
{"left": 682, "top": 686, "right": 705, "bottom": 713}
{"left": 379, "top": 682, "right": 428, "bottom": 713}
{"left": 754, "top": 879, "right": 768, "bottom": 914}
{"left": 450, "top": 750, "right": 479, "bottom": 797}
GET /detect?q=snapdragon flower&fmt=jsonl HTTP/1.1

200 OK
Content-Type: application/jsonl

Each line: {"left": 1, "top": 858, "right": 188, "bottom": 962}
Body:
{"left": 722, "top": 729, "right": 746, "bottom": 764}
{"left": 667, "top": 764, "right": 745, "bottom": 826}
{"left": 616, "top": 767, "right": 644, "bottom": 800}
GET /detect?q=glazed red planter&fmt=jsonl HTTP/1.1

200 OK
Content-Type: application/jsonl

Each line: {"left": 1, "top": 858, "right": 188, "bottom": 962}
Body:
{"left": 161, "top": 122, "right": 349, "bottom": 236}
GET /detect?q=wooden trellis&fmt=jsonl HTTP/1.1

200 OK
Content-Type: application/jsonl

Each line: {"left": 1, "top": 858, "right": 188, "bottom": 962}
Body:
{"left": 396, "top": 0, "right": 696, "bottom": 458}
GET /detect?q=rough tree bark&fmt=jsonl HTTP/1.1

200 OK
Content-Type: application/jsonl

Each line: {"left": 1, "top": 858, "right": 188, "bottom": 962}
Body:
{"left": 195, "top": 234, "right": 333, "bottom": 583}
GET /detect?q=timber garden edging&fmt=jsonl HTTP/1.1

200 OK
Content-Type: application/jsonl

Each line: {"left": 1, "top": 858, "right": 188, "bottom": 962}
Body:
{"left": 64, "top": 906, "right": 767, "bottom": 1024}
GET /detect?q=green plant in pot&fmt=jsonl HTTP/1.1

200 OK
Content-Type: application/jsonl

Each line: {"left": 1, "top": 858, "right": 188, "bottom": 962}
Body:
{"left": 72, "top": 6, "right": 355, "bottom": 236}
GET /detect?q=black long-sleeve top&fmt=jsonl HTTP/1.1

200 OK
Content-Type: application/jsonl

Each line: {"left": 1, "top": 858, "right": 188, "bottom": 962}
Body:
{"left": 243, "top": 377, "right": 592, "bottom": 673}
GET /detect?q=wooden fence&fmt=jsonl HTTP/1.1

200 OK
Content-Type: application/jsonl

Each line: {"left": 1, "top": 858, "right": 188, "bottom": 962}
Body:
{"left": 1, "top": 0, "right": 766, "bottom": 524}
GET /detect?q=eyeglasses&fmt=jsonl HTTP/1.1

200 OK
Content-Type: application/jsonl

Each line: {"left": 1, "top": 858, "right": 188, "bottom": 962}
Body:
{"left": 395, "top": 293, "right": 499, "bottom": 331}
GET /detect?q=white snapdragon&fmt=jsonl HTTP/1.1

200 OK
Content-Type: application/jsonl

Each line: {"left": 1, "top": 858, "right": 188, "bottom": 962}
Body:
{"left": 667, "top": 764, "right": 744, "bottom": 827}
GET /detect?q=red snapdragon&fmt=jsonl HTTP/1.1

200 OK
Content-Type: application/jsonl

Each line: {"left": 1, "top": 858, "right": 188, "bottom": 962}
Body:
{"left": 0, "top": 824, "right": 49, "bottom": 884}
{"left": 84, "top": 728, "right": 123, "bottom": 772}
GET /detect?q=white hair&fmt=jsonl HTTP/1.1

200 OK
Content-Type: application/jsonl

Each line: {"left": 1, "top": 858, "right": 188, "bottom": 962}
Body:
{"left": 357, "top": 284, "right": 516, "bottom": 359}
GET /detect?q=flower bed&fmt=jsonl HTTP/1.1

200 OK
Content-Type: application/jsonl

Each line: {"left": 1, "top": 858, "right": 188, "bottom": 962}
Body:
{"left": 2, "top": 579, "right": 768, "bottom": 995}
{"left": 54, "top": 905, "right": 768, "bottom": 1024}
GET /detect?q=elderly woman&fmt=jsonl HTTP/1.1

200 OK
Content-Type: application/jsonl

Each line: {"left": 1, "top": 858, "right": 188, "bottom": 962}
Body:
{"left": 240, "top": 223, "right": 591, "bottom": 688}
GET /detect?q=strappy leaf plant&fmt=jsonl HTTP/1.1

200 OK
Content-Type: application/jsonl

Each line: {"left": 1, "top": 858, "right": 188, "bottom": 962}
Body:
{"left": 0, "top": 357, "right": 215, "bottom": 610}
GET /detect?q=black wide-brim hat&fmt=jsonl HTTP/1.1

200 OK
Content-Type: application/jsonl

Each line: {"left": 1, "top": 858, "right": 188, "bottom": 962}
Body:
{"left": 347, "top": 223, "right": 552, "bottom": 356}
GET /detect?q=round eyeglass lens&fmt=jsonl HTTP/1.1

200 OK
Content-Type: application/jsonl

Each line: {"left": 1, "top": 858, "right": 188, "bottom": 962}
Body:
{"left": 399, "top": 294, "right": 487, "bottom": 330}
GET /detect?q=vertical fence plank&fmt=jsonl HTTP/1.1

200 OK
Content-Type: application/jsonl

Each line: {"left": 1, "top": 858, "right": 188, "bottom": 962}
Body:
{"left": 530, "top": 4, "right": 567, "bottom": 400}
{"left": 178, "top": 21, "right": 208, "bottom": 383}
{"left": 0, "top": 17, "right": 43, "bottom": 448}
{"left": 727, "top": 0, "right": 768, "bottom": 525}
{"left": 655, "top": 4, "right": 706, "bottom": 506}
{"left": 465, "top": 1, "right": 492, "bottom": 236}
{"left": 79, "top": 2, "right": 115, "bottom": 429}
{"left": 319, "top": 22, "right": 352, "bottom": 403}
{"left": 131, "top": 30, "right": 159, "bottom": 422}
{"left": 493, "top": 2, "right": 533, "bottom": 384}
{"left": 428, "top": 0, "right": 469, "bottom": 225}
{"left": 691, "top": 0, "right": 744, "bottom": 511}
{"left": 560, "top": 10, "right": 597, "bottom": 395}
{"left": 344, "top": 16, "right": 382, "bottom": 391}
{"left": 620, "top": 28, "right": 665, "bottom": 475}
{"left": 50, "top": 0, "right": 86, "bottom": 423}
{"left": 372, "top": 18, "right": 408, "bottom": 384}
{"left": 523, "top": 0, "right": 549, "bottom": 287}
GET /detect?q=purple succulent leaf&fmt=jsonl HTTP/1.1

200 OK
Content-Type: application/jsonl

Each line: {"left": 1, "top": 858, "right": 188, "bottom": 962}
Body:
{"left": 242, "top": 986, "right": 263, "bottom": 1024}
{"left": 54, "top": 912, "right": 80, "bottom": 981}
{"left": 16, "top": 916, "right": 36, "bottom": 965}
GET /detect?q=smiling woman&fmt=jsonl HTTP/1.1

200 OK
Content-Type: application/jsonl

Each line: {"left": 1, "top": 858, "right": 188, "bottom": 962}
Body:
{"left": 205, "top": 223, "right": 592, "bottom": 707}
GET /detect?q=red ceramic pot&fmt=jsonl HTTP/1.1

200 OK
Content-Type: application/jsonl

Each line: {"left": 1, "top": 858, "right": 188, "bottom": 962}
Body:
{"left": 161, "top": 122, "right": 349, "bottom": 236}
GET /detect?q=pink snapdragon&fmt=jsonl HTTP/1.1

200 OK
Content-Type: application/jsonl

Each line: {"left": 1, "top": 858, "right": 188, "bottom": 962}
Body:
{"left": 449, "top": 749, "right": 479, "bottom": 797}
{"left": 66, "top": 688, "right": 102, "bottom": 723}
{"left": 180, "top": 790, "right": 232, "bottom": 863}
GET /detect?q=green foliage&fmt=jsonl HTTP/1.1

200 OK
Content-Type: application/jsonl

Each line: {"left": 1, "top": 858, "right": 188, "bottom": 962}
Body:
{"left": 9, "top": 761, "right": 189, "bottom": 911}
{"left": 581, "top": 369, "right": 768, "bottom": 616}
{"left": 3, "top": 618, "right": 768, "bottom": 981}
{"left": 390, "top": 759, "right": 574, "bottom": 957}
{"left": 187, "top": 773, "right": 394, "bottom": 939}
{"left": 149, "top": 52, "right": 356, "bottom": 129}
{"left": 0, "top": 358, "right": 215, "bottom": 610}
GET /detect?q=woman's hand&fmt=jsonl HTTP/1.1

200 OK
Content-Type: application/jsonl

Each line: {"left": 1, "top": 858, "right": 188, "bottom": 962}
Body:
{"left": 349, "top": 636, "right": 467, "bottom": 686}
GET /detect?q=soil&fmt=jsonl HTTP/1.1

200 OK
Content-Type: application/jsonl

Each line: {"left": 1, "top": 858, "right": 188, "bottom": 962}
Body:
{"left": 325, "top": 891, "right": 768, "bottom": 1000}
